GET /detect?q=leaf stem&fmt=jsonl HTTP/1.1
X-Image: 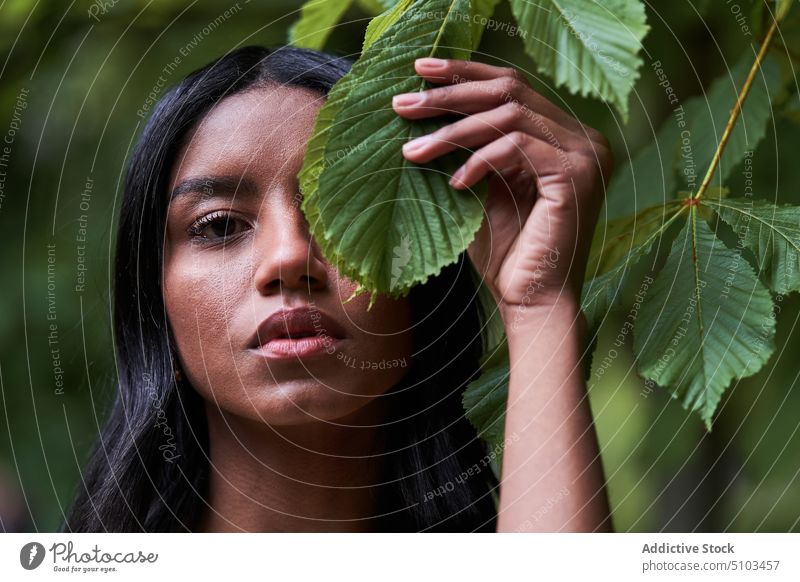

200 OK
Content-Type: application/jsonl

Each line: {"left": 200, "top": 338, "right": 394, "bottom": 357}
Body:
{"left": 693, "top": 14, "right": 782, "bottom": 201}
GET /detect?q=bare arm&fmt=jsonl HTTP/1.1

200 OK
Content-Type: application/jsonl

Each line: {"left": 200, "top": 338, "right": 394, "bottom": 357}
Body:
{"left": 497, "top": 299, "right": 611, "bottom": 532}
{"left": 393, "top": 56, "right": 614, "bottom": 533}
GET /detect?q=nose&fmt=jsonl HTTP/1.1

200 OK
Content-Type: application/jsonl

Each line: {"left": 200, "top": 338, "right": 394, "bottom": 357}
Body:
{"left": 253, "top": 205, "right": 329, "bottom": 295}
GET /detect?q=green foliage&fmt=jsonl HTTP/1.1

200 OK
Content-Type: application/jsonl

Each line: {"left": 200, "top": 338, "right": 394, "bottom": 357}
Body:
{"left": 290, "top": 0, "right": 800, "bottom": 455}
{"left": 709, "top": 198, "right": 800, "bottom": 295}
{"left": 299, "top": 0, "right": 486, "bottom": 308}
{"left": 292, "top": 0, "right": 652, "bottom": 308}
{"left": 508, "top": 0, "right": 649, "bottom": 119}
{"left": 292, "top": 0, "right": 652, "bottom": 114}
{"left": 604, "top": 52, "right": 783, "bottom": 219}
{"left": 634, "top": 209, "right": 776, "bottom": 428}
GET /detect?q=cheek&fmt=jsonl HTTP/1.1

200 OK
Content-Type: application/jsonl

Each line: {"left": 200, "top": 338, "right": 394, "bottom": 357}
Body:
{"left": 163, "top": 248, "right": 252, "bottom": 384}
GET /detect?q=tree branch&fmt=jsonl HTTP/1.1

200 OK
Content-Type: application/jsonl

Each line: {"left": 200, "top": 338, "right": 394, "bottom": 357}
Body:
{"left": 694, "top": 12, "right": 784, "bottom": 200}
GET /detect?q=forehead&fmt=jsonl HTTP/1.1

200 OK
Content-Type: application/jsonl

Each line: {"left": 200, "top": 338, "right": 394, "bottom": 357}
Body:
{"left": 169, "top": 85, "right": 323, "bottom": 187}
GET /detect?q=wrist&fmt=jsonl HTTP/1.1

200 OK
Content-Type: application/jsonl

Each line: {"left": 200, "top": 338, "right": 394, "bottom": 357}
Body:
{"left": 499, "top": 293, "right": 585, "bottom": 338}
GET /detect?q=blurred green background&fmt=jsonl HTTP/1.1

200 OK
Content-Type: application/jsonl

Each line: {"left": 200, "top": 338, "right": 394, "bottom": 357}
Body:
{"left": 0, "top": 0, "right": 798, "bottom": 532}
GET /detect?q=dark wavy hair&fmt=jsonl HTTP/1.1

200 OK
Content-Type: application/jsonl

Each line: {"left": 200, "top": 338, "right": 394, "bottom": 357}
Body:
{"left": 62, "top": 45, "right": 498, "bottom": 532}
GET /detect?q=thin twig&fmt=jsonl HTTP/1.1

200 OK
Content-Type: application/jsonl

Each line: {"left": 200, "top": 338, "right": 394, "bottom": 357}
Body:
{"left": 694, "top": 13, "right": 783, "bottom": 200}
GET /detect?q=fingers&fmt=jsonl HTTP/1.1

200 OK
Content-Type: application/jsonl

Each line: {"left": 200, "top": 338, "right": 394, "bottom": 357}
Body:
{"left": 396, "top": 58, "right": 592, "bottom": 139}
{"left": 392, "top": 58, "right": 612, "bottom": 196}
{"left": 448, "top": 131, "right": 568, "bottom": 191}
{"left": 392, "top": 76, "right": 530, "bottom": 118}
{"left": 401, "top": 102, "right": 583, "bottom": 164}
{"left": 414, "top": 57, "right": 523, "bottom": 84}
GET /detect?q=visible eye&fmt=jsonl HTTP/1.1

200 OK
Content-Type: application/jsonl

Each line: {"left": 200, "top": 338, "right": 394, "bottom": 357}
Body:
{"left": 187, "top": 211, "right": 250, "bottom": 243}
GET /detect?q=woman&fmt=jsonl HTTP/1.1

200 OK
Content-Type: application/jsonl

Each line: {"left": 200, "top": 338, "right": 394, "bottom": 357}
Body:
{"left": 63, "top": 45, "right": 613, "bottom": 532}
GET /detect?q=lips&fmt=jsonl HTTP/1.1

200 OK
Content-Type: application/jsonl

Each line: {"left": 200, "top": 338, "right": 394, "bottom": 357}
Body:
{"left": 251, "top": 306, "right": 347, "bottom": 349}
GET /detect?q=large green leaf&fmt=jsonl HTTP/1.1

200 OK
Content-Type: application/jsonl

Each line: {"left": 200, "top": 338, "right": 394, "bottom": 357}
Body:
{"left": 289, "top": 0, "right": 354, "bottom": 50}
{"left": 508, "top": 0, "right": 649, "bottom": 119}
{"left": 297, "top": 0, "right": 416, "bottom": 217}
{"left": 634, "top": 211, "right": 776, "bottom": 428}
{"left": 705, "top": 197, "right": 800, "bottom": 295}
{"left": 300, "top": 0, "right": 486, "bottom": 307}
{"left": 677, "top": 53, "right": 783, "bottom": 191}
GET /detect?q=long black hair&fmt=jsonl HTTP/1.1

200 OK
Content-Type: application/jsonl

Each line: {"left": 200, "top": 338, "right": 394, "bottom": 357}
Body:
{"left": 63, "top": 45, "right": 498, "bottom": 532}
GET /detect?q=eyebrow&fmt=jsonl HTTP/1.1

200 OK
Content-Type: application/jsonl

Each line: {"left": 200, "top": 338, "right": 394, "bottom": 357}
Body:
{"left": 169, "top": 175, "right": 258, "bottom": 202}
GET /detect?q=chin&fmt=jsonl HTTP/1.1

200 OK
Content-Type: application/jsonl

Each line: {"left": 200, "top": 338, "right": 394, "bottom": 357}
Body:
{"left": 236, "top": 379, "right": 377, "bottom": 425}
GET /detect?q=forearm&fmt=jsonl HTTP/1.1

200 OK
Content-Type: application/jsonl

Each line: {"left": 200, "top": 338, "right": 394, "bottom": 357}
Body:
{"left": 495, "top": 298, "right": 612, "bottom": 532}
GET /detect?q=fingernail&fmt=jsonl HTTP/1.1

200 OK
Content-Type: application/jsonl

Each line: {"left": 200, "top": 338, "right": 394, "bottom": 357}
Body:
{"left": 416, "top": 57, "right": 447, "bottom": 70}
{"left": 393, "top": 93, "right": 424, "bottom": 107}
{"left": 402, "top": 135, "right": 433, "bottom": 155}
{"left": 449, "top": 166, "right": 466, "bottom": 188}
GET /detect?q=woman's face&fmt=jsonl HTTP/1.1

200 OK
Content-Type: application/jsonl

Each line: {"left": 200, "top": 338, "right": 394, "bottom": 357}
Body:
{"left": 163, "top": 86, "right": 413, "bottom": 426}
